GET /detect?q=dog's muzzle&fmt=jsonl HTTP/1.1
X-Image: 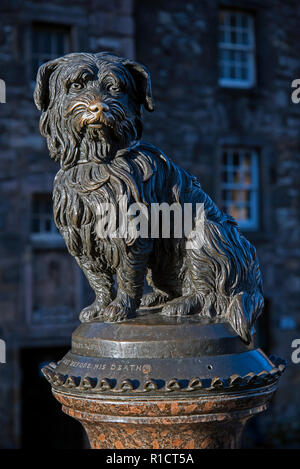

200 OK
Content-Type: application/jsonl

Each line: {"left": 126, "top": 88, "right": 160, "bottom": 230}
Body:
{"left": 86, "top": 101, "right": 109, "bottom": 126}
{"left": 66, "top": 99, "right": 112, "bottom": 130}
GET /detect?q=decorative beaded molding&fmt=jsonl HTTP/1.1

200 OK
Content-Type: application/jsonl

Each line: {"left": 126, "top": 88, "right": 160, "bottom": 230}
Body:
{"left": 41, "top": 356, "right": 286, "bottom": 395}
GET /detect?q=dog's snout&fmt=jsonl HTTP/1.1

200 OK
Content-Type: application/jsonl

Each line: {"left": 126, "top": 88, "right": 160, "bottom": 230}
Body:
{"left": 88, "top": 102, "right": 109, "bottom": 114}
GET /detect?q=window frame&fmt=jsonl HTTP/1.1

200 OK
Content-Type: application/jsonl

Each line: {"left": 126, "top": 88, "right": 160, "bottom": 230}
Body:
{"left": 30, "top": 22, "right": 71, "bottom": 82}
{"left": 30, "top": 193, "right": 63, "bottom": 244}
{"left": 220, "top": 147, "right": 259, "bottom": 231}
{"left": 218, "top": 9, "right": 256, "bottom": 89}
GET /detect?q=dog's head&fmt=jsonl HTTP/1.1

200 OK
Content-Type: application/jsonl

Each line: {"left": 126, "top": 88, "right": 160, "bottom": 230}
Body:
{"left": 34, "top": 52, "right": 154, "bottom": 169}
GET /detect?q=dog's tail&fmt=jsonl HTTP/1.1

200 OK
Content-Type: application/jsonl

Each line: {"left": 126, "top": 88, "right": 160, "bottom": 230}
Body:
{"left": 227, "top": 290, "right": 264, "bottom": 344}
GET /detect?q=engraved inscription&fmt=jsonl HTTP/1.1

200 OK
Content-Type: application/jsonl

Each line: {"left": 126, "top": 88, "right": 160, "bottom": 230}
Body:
{"left": 72, "top": 340, "right": 99, "bottom": 353}
{"left": 62, "top": 358, "right": 152, "bottom": 373}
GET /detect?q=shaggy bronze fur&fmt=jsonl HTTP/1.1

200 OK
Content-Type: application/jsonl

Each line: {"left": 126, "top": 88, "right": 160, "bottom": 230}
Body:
{"left": 34, "top": 52, "right": 264, "bottom": 343}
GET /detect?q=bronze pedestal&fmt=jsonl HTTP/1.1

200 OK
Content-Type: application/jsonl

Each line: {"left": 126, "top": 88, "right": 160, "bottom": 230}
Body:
{"left": 43, "top": 311, "right": 285, "bottom": 449}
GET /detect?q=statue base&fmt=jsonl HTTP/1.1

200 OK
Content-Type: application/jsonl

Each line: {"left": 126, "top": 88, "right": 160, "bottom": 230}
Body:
{"left": 43, "top": 310, "right": 285, "bottom": 449}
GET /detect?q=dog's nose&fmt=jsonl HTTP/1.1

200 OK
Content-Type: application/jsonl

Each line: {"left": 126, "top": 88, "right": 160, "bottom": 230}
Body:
{"left": 88, "top": 102, "right": 109, "bottom": 114}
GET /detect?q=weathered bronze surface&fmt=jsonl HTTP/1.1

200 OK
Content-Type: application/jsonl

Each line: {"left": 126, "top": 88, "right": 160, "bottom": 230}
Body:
{"left": 44, "top": 312, "right": 284, "bottom": 395}
{"left": 35, "top": 52, "right": 285, "bottom": 449}
{"left": 34, "top": 52, "right": 263, "bottom": 344}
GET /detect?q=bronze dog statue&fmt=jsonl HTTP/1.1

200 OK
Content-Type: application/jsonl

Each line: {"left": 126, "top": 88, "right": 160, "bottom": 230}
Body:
{"left": 34, "top": 52, "right": 264, "bottom": 343}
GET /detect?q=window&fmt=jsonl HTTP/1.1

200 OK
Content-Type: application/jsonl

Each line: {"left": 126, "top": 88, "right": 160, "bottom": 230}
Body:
{"left": 218, "top": 10, "right": 255, "bottom": 88}
{"left": 221, "top": 148, "right": 259, "bottom": 230}
{"left": 31, "top": 23, "right": 70, "bottom": 80}
{"left": 31, "top": 194, "right": 61, "bottom": 241}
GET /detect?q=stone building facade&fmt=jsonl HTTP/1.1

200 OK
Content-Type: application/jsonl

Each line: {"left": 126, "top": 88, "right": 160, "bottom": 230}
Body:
{"left": 0, "top": 0, "right": 299, "bottom": 448}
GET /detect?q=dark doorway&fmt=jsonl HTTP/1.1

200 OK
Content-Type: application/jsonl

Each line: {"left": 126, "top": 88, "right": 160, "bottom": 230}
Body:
{"left": 20, "top": 346, "right": 84, "bottom": 449}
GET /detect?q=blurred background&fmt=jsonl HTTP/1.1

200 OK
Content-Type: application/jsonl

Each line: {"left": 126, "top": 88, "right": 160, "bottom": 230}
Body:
{"left": 0, "top": 0, "right": 299, "bottom": 449}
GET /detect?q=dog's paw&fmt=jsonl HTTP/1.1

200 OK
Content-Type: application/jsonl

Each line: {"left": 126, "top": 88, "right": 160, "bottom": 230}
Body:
{"left": 79, "top": 300, "right": 105, "bottom": 322}
{"left": 141, "top": 291, "right": 170, "bottom": 307}
{"left": 162, "top": 295, "right": 200, "bottom": 316}
{"left": 102, "top": 302, "right": 132, "bottom": 322}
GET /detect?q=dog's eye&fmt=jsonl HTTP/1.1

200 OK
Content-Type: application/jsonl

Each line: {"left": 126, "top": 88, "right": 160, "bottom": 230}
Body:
{"left": 107, "top": 84, "right": 120, "bottom": 93}
{"left": 70, "top": 82, "right": 84, "bottom": 90}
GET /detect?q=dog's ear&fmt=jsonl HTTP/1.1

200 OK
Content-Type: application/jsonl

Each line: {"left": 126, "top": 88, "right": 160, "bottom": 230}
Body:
{"left": 123, "top": 59, "right": 154, "bottom": 112}
{"left": 34, "top": 59, "right": 60, "bottom": 111}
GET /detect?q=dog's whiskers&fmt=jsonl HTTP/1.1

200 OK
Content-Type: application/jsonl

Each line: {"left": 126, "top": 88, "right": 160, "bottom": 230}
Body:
{"left": 65, "top": 101, "right": 89, "bottom": 117}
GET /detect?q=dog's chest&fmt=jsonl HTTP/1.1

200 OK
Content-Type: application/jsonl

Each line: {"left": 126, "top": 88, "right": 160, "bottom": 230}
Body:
{"left": 52, "top": 166, "right": 128, "bottom": 267}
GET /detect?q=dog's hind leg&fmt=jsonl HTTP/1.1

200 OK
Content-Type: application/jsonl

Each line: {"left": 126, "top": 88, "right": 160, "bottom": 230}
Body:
{"left": 140, "top": 289, "right": 170, "bottom": 307}
{"left": 77, "top": 257, "right": 116, "bottom": 322}
{"left": 140, "top": 269, "right": 174, "bottom": 307}
{"left": 161, "top": 294, "right": 202, "bottom": 316}
{"left": 141, "top": 240, "right": 183, "bottom": 307}
{"left": 160, "top": 256, "right": 204, "bottom": 317}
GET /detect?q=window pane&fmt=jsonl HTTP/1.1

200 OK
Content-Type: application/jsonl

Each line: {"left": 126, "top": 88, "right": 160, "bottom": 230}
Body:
{"left": 230, "top": 30, "right": 237, "bottom": 44}
{"left": 31, "top": 218, "right": 40, "bottom": 233}
{"left": 31, "top": 25, "right": 70, "bottom": 80}
{"left": 239, "top": 206, "right": 249, "bottom": 220}
{"left": 239, "top": 190, "right": 250, "bottom": 202}
{"left": 55, "top": 32, "right": 66, "bottom": 55}
{"left": 233, "top": 152, "right": 239, "bottom": 166}
{"left": 221, "top": 148, "right": 259, "bottom": 229}
{"left": 244, "top": 171, "right": 251, "bottom": 184}
{"left": 230, "top": 65, "right": 236, "bottom": 79}
{"left": 229, "top": 13, "right": 236, "bottom": 27}
{"left": 32, "top": 30, "right": 39, "bottom": 53}
{"left": 241, "top": 67, "right": 248, "bottom": 80}
{"left": 31, "top": 194, "right": 57, "bottom": 234}
{"left": 220, "top": 49, "right": 230, "bottom": 62}
{"left": 232, "top": 190, "right": 240, "bottom": 201}
{"left": 218, "top": 10, "right": 255, "bottom": 87}
{"left": 228, "top": 205, "right": 239, "bottom": 219}
{"left": 222, "top": 171, "right": 229, "bottom": 183}
{"left": 241, "top": 31, "right": 249, "bottom": 45}
{"left": 230, "top": 50, "right": 236, "bottom": 61}
{"left": 222, "top": 189, "right": 231, "bottom": 201}
{"left": 244, "top": 153, "right": 251, "bottom": 168}
{"left": 43, "top": 31, "right": 52, "bottom": 53}
{"left": 241, "top": 14, "right": 249, "bottom": 28}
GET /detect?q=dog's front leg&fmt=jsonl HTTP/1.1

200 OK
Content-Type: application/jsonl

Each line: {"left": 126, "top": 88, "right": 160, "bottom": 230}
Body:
{"left": 102, "top": 239, "right": 152, "bottom": 322}
{"left": 76, "top": 257, "right": 116, "bottom": 322}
